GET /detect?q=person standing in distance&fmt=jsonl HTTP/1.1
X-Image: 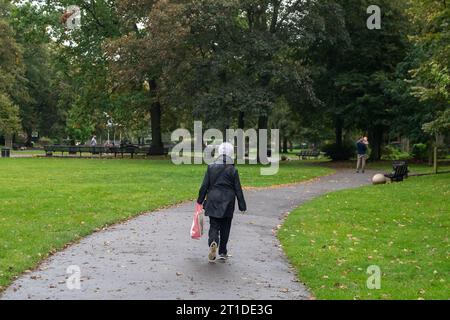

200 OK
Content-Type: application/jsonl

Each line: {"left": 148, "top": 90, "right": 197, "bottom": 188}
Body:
{"left": 356, "top": 136, "right": 369, "bottom": 173}
{"left": 90, "top": 135, "right": 97, "bottom": 146}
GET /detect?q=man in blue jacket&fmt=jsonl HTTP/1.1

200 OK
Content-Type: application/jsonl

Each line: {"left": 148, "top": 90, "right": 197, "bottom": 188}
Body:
{"left": 197, "top": 142, "right": 247, "bottom": 263}
{"left": 356, "top": 136, "right": 369, "bottom": 173}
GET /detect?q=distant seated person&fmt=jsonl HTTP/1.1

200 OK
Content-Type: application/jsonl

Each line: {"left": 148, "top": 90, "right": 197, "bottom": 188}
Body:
{"left": 91, "top": 135, "right": 97, "bottom": 146}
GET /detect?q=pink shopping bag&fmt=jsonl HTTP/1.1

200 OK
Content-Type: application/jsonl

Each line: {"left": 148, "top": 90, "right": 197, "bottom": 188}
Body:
{"left": 190, "top": 203, "right": 204, "bottom": 240}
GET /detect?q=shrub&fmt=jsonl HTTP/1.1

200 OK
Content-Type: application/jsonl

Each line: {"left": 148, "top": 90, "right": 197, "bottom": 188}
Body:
{"left": 38, "top": 136, "right": 53, "bottom": 146}
{"left": 437, "top": 147, "right": 449, "bottom": 160}
{"left": 322, "top": 142, "right": 355, "bottom": 161}
{"left": 411, "top": 143, "right": 428, "bottom": 161}
{"left": 381, "top": 145, "right": 411, "bottom": 160}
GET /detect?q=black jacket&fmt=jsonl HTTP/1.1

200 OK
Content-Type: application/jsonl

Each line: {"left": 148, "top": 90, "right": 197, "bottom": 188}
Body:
{"left": 197, "top": 156, "right": 247, "bottom": 218}
{"left": 356, "top": 140, "right": 368, "bottom": 155}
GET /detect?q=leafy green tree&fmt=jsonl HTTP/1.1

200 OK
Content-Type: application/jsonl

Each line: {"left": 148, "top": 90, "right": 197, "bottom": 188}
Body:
{"left": 104, "top": 0, "right": 179, "bottom": 153}
{"left": 9, "top": 2, "right": 64, "bottom": 144}
{"left": 379, "top": 0, "right": 450, "bottom": 161}
{"left": 157, "top": 0, "right": 319, "bottom": 158}
{"left": 0, "top": 2, "right": 23, "bottom": 144}
{"left": 309, "top": 0, "right": 410, "bottom": 160}
{"left": 0, "top": 93, "right": 21, "bottom": 142}
{"left": 407, "top": 0, "right": 450, "bottom": 139}
{"left": 303, "top": 0, "right": 351, "bottom": 150}
{"left": 39, "top": 0, "right": 126, "bottom": 144}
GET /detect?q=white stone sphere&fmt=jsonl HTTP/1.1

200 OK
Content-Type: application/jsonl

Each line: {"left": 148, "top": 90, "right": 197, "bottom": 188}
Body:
{"left": 372, "top": 173, "right": 387, "bottom": 185}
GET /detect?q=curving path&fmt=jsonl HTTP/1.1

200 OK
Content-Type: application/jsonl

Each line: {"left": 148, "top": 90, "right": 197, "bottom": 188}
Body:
{"left": 1, "top": 169, "right": 375, "bottom": 300}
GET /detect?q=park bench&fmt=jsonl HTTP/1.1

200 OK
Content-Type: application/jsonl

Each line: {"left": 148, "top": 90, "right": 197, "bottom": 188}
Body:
{"left": 297, "top": 150, "right": 320, "bottom": 160}
{"left": 111, "top": 145, "right": 169, "bottom": 158}
{"left": 44, "top": 144, "right": 169, "bottom": 158}
{"left": 112, "top": 145, "right": 148, "bottom": 158}
{"left": 384, "top": 161, "right": 409, "bottom": 182}
{"left": 45, "top": 145, "right": 108, "bottom": 157}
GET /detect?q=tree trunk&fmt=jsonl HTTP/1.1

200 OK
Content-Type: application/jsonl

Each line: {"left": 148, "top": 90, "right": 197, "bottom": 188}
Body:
{"left": 335, "top": 117, "right": 343, "bottom": 148}
{"left": 5, "top": 134, "right": 13, "bottom": 148}
{"left": 282, "top": 136, "right": 288, "bottom": 154}
{"left": 149, "top": 79, "right": 164, "bottom": 155}
{"left": 257, "top": 115, "right": 268, "bottom": 162}
{"left": 25, "top": 128, "right": 33, "bottom": 147}
{"left": 258, "top": 115, "right": 267, "bottom": 130}
{"left": 369, "top": 127, "right": 383, "bottom": 161}
{"left": 427, "top": 138, "right": 434, "bottom": 165}
{"left": 150, "top": 101, "right": 164, "bottom": 154}
{"left": 238, "top": 111, "right": 245, "bottom": 129}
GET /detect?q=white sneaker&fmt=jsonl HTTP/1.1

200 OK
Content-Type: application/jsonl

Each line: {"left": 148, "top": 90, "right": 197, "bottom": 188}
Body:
{"left": 208, "top": 242, "right": 217, "bottom": 263}
{"left": 218, "top": 254, "right": 228, "bottom": 261}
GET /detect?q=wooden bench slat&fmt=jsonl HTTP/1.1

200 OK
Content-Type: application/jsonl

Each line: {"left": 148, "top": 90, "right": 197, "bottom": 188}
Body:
{"left": 297, "top": 150, "right": 320, "bottom": 159}
{"left": 44, "top": 145, "right": 168, "bottom": 157}
{"left": 384, "top": 162, "right": 409, "bottom": 182}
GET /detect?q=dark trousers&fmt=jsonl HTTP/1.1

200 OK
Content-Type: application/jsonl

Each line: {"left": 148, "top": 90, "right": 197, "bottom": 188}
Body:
{"left": 208, "top": 216, "right": 233, "bottom": 255}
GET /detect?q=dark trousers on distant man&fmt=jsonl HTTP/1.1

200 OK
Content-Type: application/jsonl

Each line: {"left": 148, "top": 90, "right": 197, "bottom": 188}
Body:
{"left": 208, "top": 217, "right": 233, "bottom": 255}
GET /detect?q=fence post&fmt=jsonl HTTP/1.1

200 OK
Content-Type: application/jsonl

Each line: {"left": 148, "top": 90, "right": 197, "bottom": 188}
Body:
{"left": 433, "top": 146, "right": 438, "bottom": 174}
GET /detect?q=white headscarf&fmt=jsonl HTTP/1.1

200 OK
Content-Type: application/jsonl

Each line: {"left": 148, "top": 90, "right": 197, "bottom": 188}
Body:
{"left": 217, "top": 142, "right": 234, "bottom": 158}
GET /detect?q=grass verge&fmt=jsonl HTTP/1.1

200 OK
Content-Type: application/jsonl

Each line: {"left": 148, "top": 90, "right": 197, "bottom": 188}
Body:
{"left": 278, "top": 173, "right": 449, "bottom": 299}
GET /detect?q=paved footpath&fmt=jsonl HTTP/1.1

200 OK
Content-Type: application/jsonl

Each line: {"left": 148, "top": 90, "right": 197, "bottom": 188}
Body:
{"left": 2, "top": 170, "right": 374, "bottom": 300}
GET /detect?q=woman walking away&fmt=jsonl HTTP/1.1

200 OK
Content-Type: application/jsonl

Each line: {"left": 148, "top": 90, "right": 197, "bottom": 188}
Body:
{"left": 197, "top": 142, "right": 247, "bottom": 263}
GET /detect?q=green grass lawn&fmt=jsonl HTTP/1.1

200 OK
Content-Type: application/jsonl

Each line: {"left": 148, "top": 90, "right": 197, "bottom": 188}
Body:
{"left": 322, "top": 160, "right": 450, "bottom": 175}
{"left": 0, "top": 157, "right": 332, "bottom": 291}
{"left": 369, "top": 162, "right": 450, "bottom": 175}
{"left": 278, "top": 174, "right": 450, "bottom": 300}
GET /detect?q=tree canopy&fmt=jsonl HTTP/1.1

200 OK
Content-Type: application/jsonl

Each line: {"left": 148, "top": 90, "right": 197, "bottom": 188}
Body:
{"left": 1, "top": 0, "right": 448, "bottom": 158}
